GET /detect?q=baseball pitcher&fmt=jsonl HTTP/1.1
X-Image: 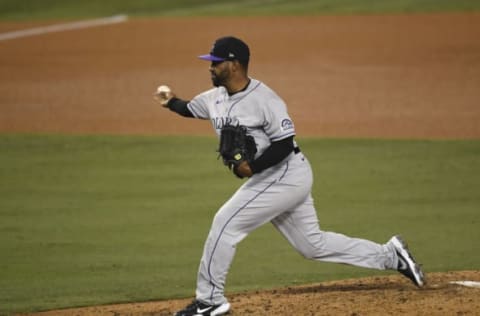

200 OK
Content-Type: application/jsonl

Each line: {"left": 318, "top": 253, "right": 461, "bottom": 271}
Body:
{"left": 154, "top": 36, "right": 425, "bottom": 316}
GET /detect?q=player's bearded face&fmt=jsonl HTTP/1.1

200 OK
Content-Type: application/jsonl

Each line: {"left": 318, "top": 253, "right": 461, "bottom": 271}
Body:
{"left": 210, "top": 62, "right": 231, "bottom": 87}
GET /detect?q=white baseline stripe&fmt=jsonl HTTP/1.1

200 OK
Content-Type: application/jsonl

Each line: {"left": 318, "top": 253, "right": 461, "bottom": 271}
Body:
{"left": 0, "top": 15, "right": 128, "bottom": 41}
{"left": 450, "top": 281, "right": 480, "bottom": 288}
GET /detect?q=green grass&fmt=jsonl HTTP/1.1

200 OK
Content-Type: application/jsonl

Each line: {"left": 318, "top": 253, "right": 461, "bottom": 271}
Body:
{"left": 0, "top": 134, "right": 479, "bottom": 314}
{"left": 0, "top": 0, "right": 479, "bottom": 20}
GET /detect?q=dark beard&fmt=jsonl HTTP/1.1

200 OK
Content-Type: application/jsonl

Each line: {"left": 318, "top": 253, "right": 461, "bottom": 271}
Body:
{"left": 211, "top": 76, "right": 221, "bottom": 87}
{"left": 211, "top": 68, "right": 229, "bottom": 87}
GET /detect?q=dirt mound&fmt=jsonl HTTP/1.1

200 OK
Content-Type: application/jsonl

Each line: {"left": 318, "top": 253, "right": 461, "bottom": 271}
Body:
{"left": 22, "top": 271, "right": 480, "bottom": 315}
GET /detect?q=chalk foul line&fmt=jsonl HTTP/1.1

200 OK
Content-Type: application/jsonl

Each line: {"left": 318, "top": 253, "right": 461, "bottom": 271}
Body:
{"left": 0, "top": 15, "right": 128, "bottom": 42}
{"left": 449, "top": 281, "right": 480, "bottom": 288}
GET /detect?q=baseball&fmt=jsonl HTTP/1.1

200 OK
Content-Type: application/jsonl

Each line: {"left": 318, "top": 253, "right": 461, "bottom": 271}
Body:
{"left": 156, "top": 85, "right": 171, "bottom": 95}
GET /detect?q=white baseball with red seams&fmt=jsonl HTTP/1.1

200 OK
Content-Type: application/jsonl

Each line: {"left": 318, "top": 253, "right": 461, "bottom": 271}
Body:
{"left": 186, "top": 77, "right": 400, "bottom": 305}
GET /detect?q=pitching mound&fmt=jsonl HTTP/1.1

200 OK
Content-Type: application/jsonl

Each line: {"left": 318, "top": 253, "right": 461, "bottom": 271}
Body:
{"left": 22, "top": 270, "right": 480, "bottom": 315}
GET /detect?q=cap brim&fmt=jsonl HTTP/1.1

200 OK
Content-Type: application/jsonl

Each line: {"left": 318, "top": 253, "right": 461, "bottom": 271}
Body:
{"left": 198, "top": 54, "right": 226, "bottom": 62}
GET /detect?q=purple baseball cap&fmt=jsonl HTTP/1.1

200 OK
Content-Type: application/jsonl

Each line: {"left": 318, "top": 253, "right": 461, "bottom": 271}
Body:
{"left": 199, "top": 36, "right": 250, "bottom": 63}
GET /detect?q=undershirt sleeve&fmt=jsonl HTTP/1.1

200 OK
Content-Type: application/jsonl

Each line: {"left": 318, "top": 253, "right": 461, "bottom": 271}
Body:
{"left": 166, "top": 97, "right": 194, "bottom": 118}
{"left": 249, "top": 136, "right": 295, "bottom": 174}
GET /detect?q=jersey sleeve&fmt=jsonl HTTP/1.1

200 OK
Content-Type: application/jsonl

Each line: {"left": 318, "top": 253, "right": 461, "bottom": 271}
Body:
{"left": 263, "top": 98, "right": 296, "bottom": 142}
{"left": 186, "top": 90, "right": 213, "bottom": 120}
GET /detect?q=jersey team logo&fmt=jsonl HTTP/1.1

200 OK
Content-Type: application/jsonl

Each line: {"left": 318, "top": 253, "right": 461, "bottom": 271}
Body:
{"left": 212, "top": 116, "right": 235, "bottom": 130}
{"left": 281, "top": 119, "right": 294, "bottom": 131}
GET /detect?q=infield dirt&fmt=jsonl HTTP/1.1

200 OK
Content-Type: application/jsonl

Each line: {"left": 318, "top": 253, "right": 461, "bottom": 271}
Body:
{"left": 1, "top": 13, "right": 480, "bottom": 138}
{"left": 2, "top": 12, "right": 480, "bottom": 316}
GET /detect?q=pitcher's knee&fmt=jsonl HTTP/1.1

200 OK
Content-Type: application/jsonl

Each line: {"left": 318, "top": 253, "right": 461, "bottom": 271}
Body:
{"left": 296, "top": 245, "right": 319, "bottom": 259}
{"left": 212, "top": 211, "right": 228, "bottom": 228}
{"left": 293, "top": 234, "right": 326, "bottom": 259}
{"left": 210, "top": 214, "right": 249, "bottom": 247}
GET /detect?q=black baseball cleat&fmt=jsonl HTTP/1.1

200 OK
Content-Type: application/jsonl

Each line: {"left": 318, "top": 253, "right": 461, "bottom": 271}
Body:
{"left": 390, "top": 235, "right": 426, "bottom": 287}
{"left": 174, "top": 300, "right": 231, "bottom": 316}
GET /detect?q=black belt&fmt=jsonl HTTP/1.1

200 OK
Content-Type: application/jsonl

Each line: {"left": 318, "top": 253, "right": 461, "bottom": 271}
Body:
{"left": 294, "top": 147, "right": 301, "bottom": 154}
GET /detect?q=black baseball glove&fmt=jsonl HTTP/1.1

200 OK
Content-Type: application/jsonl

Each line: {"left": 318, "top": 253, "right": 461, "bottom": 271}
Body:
{"left": 218, "top": 124, "right": 257, "bottom": 178}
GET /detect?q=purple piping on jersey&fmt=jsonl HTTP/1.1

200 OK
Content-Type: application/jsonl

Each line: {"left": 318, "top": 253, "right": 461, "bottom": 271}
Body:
{"left": 207, "top": 161, "right": 290, "bottom": 303}
{"left": 227, "top": 80, "right": 262, "bottom": 117}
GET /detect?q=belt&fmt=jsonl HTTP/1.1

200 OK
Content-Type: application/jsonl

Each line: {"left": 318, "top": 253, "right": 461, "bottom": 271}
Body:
{"left": 294, "top": 147, "right": 301, "bottom": 154}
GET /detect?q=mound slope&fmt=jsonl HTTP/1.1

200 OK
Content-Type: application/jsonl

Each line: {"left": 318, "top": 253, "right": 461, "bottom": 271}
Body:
{"left": 21, "top": 271, "right": 480, "bottom": 315}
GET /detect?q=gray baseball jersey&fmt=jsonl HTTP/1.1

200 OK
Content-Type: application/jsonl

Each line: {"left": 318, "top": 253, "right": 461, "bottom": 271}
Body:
{"left": 187, "top": 78, "right": 296, "bottom": 157}
{"left": 187, "top": 78, "right": 399, "bottom": 305}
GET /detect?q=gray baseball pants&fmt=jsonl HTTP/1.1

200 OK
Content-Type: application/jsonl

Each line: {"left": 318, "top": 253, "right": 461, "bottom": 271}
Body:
{"left": 196, "top": 152, "right": 398, "bottom": 305}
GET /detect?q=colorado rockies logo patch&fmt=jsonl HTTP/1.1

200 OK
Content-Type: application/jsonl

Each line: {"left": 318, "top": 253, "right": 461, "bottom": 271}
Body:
{"left": 281, "top": 119, "right": 294, "bottom": 131}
